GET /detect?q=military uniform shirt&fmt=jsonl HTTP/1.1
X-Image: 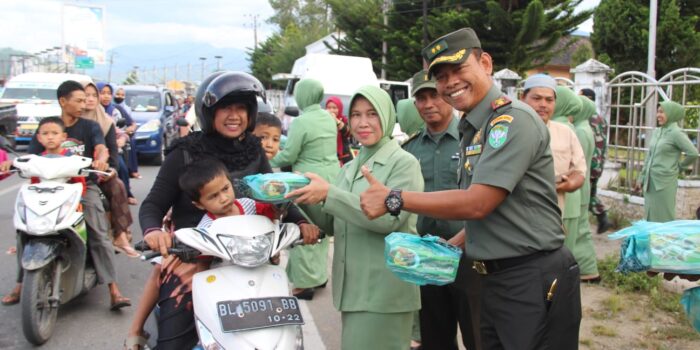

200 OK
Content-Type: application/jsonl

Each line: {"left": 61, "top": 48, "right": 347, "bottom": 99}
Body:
{"left": 402, "top": 116, "right": 463, "bottom": 239}
{"left": 458, "top": 86, "right": 564, "bottom": 260}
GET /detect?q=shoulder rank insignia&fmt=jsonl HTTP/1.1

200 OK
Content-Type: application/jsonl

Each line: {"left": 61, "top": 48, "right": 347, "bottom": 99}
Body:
{"left": 491, "top": 95, "right": 512, "bottom": 110}
{"left": 489, "top": 114, "right": 514, "bottom": 127}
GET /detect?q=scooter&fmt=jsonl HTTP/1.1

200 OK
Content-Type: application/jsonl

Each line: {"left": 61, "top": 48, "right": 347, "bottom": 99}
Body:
{"left": 2, "top": 148, "right": 110, "bottom": 345}
{"left": 139, "top": 214, "right": 306, "bottom": 350}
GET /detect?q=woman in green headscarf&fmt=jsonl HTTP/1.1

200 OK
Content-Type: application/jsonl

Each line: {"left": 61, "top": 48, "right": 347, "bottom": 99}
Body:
{"left": 638, "top": 101, "right": 699, "bottom": 222}
{"left": 569, "top": 96, "right": 600, "bottom": 281}
{"left": 396, "top": 98, "right": 424, "bottom": 138}
{"left": 552, "top": 87, "right": 585, "bottom": 249}
{"left": 287, "top": 85, "right": 423, "bottom": 350}
{"left": 270, "top": 79, "right": 340, "bottom": 299}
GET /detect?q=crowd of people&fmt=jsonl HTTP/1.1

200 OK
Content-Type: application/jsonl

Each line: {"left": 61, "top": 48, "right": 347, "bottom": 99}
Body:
{"left": 0, "top": 25, "right": 698, "bottom": 350}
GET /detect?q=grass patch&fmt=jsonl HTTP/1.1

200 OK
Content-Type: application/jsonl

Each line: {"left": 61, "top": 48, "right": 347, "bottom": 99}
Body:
{"left": 579, "top": 338, "right": 593, "bottom": 347}
{"left": 599, "top": 255, "right": 662, "bottom": 293}
{"left": 592, "top": 324, "right": 617, "bottom": 337}
{"left": 656, "top": 325, "right": 700, "bottom": 340}
{"left": 602, "top": 294, "right": 625, "bottom": 315}
{"left": 607, "top": 208, "right": 632, "bottom": 231}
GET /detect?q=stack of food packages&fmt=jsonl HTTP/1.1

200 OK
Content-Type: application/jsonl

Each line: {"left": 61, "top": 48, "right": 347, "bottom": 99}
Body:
{"left": 609, "top": 220, "right": 700, "bottom": 332}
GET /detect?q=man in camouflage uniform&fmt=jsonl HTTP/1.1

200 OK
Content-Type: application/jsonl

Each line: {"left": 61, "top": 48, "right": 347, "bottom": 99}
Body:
{"left": 581, "top": 88, "right": 612, "bottom": 234}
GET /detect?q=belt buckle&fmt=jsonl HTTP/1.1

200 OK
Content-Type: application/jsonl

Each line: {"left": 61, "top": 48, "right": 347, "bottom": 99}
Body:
{"left": 473, "top": 261, "right": 488, "bottom": 275}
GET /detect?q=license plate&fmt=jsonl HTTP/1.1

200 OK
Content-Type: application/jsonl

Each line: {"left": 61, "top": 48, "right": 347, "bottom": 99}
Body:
{"left": 217, "top": 296, "right": 304, "bottom": 332}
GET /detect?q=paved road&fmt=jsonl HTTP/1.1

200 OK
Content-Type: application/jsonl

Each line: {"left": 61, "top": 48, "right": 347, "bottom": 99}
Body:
{"left": 0, "top": 164, "right": 342, "bottom": 349}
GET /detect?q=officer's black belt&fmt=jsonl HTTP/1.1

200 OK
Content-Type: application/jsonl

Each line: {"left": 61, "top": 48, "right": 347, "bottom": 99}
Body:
{"left": 472, "top": 249, "right": 556, "bottom": 275}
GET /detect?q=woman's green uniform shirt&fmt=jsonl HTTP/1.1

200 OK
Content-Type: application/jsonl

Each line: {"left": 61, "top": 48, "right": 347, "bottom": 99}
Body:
{"left": 639, "top": 101, "right": 699, "bottom": 222}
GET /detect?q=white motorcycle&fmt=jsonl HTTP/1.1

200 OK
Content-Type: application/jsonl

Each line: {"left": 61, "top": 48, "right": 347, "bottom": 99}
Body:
{"left": 5, "top": 152, "right": 109, "bottom": 345}
{"left": 139, "top": 214, "right": 306, "bottom": 350}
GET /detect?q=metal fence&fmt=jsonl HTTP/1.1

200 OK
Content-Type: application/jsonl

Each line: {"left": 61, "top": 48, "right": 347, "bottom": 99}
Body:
{"left": 605, "top": 68, "right": 700, "bottom": 192}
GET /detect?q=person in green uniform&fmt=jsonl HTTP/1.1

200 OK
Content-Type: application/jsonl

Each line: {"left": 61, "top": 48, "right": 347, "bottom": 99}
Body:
{"left": 571, "top": 96, "right": 600, "bottom": 281}
{"left": 397, "top": 98, "right": 424, "bottom": 138}
{"left": 552, "top": 87, "right": 584, "bottom": 245}
{"left": 359, "top": 28, "right": 581, "bottom": 350}
{"left": 402, "top": 70, "right": 481, "bottom": 350}
{"left": 286, "top": 85, "right": 423, "bottom": 350}
{"left": 637, "top": 101, "right": 699, "bottom": 222}
{"left": 269, "top": 78, "right": 339, "bottom": 299}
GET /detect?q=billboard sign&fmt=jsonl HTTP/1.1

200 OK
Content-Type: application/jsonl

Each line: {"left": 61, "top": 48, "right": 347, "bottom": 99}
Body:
{"left": 62, "top": 4, "right": 106, "bottom": 65}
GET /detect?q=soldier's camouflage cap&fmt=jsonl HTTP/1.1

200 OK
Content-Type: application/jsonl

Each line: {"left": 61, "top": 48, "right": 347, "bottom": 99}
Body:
{"left": 422, "top": 28, "right": 481, "bottom": 78}
{"left": 410, "top": 70, "right": 436, "bottom": 96}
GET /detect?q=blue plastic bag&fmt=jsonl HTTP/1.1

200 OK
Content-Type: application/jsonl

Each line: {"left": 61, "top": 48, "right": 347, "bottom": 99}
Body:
{"left": 608, "top": 220, "right": 700, "bottom": 274}
{"left": 241, "top": 173, "right": 310, "bottom": 204}
{"left": 384, "top": 232, "right": 462, "bottom": 286}
{"left": 681, "top": 286, "right": 700, "bottom": 333}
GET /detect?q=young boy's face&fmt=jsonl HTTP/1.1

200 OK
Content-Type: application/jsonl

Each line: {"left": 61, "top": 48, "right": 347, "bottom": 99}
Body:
{"left": 37, "top": 122, "right": 67, "bottom": 153}
{"left": 253, "top": 124, "right": 282, "bottom": 160}
{"left": 193, "top": 174, "right": 237, "bottom": 218}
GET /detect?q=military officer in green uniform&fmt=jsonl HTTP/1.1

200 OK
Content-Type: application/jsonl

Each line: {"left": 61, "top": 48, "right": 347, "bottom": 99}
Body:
{"left": 359, "top": 28, "right": 581, "bottom": 350}
{"left": 402, "top": 70, "right": 481, "bottom": 350}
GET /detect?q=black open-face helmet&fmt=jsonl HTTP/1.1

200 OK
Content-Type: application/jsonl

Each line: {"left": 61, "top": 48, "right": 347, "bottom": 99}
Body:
{"left": 198, "top": 71, "right": 266, "bottom": 135}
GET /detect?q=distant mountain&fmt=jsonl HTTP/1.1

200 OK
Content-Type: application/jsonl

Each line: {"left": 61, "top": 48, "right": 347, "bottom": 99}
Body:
{"left": 86, "top": 42, "right": 250, "bottom": 84}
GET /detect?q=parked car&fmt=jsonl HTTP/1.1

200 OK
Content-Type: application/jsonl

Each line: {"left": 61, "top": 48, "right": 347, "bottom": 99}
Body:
{"left": 1, "top": 73, "right": 91, "bottom": 146}
{"left": 121, "top": 85, "right": 181, "bottom": 165}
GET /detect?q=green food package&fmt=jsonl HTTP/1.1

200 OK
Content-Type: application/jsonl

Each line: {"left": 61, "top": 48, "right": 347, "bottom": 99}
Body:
{"left": 241, "top": 173, "right": 310, "bottom": 203}
{"left": 384, "top": 232, "right": 462, "bottom": 286}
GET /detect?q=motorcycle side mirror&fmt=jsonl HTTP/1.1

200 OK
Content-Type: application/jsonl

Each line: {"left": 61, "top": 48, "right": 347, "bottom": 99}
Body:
{"left": 272, "top": 222, "right": 300, "bottom": 257}
{"left": 116, "top": 119, "right": 127, "bottom": 128}
{"left": 0, "top": 136, "right": 19, "bottom": 156}
{"left": 176, "top": 118, "right": 189, "bottom": 127}
{"left": 284, "top": 106, "right": 299, "bottom": 117}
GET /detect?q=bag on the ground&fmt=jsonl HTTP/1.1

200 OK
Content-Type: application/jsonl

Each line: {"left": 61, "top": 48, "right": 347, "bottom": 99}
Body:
{"left": 241, "top": 173, "right": 310, "bottom": 203}
{"left": 384, "top": 232, "right": 462, "bottom": 286}
{"left": 681, "top": 286, "right": 700, "bottom": 333}
{"left": 608, "top": 220, "right": 700, "bottom": 274}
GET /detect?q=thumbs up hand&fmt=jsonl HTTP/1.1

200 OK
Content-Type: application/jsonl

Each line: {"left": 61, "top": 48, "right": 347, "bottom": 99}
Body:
{"left": 360, "top": 166, "right": 391, "bottom": 219}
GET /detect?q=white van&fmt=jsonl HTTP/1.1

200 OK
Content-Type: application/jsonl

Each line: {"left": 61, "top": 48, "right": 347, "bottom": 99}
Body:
{"left": 1, "top": 72, "right": 92, "bottom": 145}
{"left": 273, "top": 54, "right": 379, "bottom": 117}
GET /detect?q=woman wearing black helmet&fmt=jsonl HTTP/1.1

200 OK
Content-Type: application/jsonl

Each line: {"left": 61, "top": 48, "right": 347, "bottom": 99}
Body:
{"left": 137, "top": 71, "right": 316, "bottom": 349}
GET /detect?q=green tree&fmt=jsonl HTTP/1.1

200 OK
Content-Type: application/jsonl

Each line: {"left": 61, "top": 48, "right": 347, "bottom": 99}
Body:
{"left": 249, "top": 0, "right": 332, "bottom": 87}
{"left": 592, "top": 0, "right": 700, "bottom": 77}
{"left": 571, "top": 41, "right": 594, "bottom": 67}
{"left": 328, "top": 0, "right": 591, "bottom": 80}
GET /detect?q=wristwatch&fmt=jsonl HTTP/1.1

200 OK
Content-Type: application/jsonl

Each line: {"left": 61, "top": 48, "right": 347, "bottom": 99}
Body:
{"left": 385, "top": 189, "right": 403, "bottom": 217}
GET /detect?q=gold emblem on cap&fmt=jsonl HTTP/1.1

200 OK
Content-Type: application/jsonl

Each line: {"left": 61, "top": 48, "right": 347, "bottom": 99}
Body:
{"left": 429, "top": 49, "right": 467, "bottom": 68}
{"left": 206, "top": 275, "right": 216, "bottom": 283}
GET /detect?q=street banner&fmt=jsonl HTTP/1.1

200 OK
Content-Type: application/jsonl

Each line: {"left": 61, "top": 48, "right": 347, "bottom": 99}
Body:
{"left": 62, "top": 3, "right": 106, "bottom": 65}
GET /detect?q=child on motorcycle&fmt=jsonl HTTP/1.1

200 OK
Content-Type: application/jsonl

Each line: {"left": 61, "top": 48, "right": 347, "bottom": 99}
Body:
{"left": 1, "top": 117, "right": 87, "bottom": 306}
{"left": 124, "top": 158, "right": 320, "bottom": 350}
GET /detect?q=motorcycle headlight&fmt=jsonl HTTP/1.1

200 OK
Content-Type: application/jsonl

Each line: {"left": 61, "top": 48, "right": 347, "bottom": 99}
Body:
{"left": 27, "top": 210, "right": 54, "bottom": 234}
{"left": 136, "top": 119, "right": 161, "bottom": 133}
{"left": 195, "top": 318, "right": 224, "bottom": 350}
{"left": 57, "top": 192, "right": 78, "bottom": 223}
{"left": 217, "top": 232, "right": 274, "bottom": 267}
{"left": 16, "top": 192, "right": 27, "bottom": 224}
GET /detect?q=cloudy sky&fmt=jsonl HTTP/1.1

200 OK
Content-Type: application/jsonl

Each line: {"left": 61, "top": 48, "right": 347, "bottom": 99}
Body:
{"left": 0, "top": 0, "right": 600, "bottom": 54}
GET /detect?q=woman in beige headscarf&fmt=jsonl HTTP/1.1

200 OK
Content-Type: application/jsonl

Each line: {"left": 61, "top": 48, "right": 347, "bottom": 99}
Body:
{"left": 82, "top": 81, "right": 139, "bottom": 258}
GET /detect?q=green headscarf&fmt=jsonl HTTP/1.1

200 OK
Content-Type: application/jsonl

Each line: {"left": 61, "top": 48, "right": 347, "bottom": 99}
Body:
{"left": 659, "top": 100, "right": 684, "bottom": 128}
{"left": 350, "top": 85, "right": 395, "bottom": 165}
{"left": 573, "top": 95, "right": 596, "bottom": 127}
{"left": 294, "top": 78, "right": 324, "bottom": 112}
{"left": 552, "top": 86, "right": 582, "bottom": 123}
{"left": 396, "top": 98, "right": 424, "bottom": 136}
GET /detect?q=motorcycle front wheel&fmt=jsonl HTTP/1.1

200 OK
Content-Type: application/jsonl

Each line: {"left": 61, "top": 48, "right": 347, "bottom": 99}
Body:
{"left": 21, "top": 261, "right": 59, "bottom": 345}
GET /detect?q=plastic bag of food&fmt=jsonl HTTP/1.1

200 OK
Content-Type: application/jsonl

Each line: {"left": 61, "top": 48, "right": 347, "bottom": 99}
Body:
{"left": 384, "top": 232, "right": 462, "bottom": 286}
{"left": 241, "top": 173, "right": 310, "bottom": 203}
{"left": 681, "top": 286, "right": 700, "bottom": 333}
{"left": 608, "top": 220, "right": 700, "bottom": 274}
